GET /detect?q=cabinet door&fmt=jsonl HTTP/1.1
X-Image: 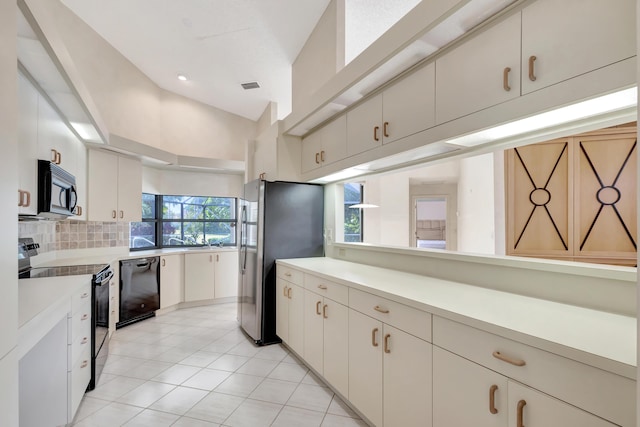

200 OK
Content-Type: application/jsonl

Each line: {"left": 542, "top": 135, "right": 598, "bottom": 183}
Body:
{"left": 275, "top": 278, "right": 289, "bottom": 343}
{"left": 301, "top": 129, "right": 323, "bottom": 173}
{"left": 287, "top": 283, "right": 305, "bottom": 355}
{"left": 433, "top": 347, "right": 507, "bottom": 427}
{"left": 521, "top": 0, "right": 635, "bottom": 95}
{"left": 348, "top": 309, "right": 383, "bottom": 427}
{"left": 507, "top": 381, "right": 617, "bottom": 427}
{"left": 17, "top": 74, "right": 39, "bottom": 215}
{"left": 320, "top": 115, "right": 347, "bottom": 166}
{"left": 87, "top": 150, "right": 119, "bottom": 221}
{"left": 383, "top": 324, "right": 432, "bottom": 427}
{"left": 323, "top": 299, "right": 348, "bottom": 397}
{"left": 347, "top": 94, "right": 383, "bottom": 157}
{"left": 184, "top": 253, "right": 215, "bottom": 301}
{"left": 303, "top": 291, "right": 324, "bottom": 373}
{"left": 214, "top": 251, "right": 239, "bottom": 299}
{"left": 74, "top": 144, "right": 87, "bottom": 220}
{"left": 574, "top": 131, "right": 637, "bottom": 261}
{"left": 117, "top": 156, "right": 142, "bottom": 222}
{"left": 436, "top": 13, "right": 520, "bottom": 124}
{"left": 383, "top": 62, "right": 435, "bottom": 144}
{"left": 160, "top": 255, "right": 183, "bottom": 308}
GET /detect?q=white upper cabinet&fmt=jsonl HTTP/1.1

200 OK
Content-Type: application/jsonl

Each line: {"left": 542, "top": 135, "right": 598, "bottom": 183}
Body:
{"left": 302, "top": 115, "right": 347, "bottom": 173}
{"left": 436, "top": 13, "right": 521, "bottom": 124}
{"left": 87, "top": 150, "right": 142, "bottom": 222}
{"left": 17, "top": 74, "right": 39, "bottom": 215}
{"left": 347, "top": 94, "right": 383, "bottom": 157}
{"left": 521, "top": 0, "right": 635, "bottom": 94}
{"left": 347, "top": 63, "right": 436, "bottom": 157}
{"left": 382, "top": 62, "right": 435, "bottom": 143}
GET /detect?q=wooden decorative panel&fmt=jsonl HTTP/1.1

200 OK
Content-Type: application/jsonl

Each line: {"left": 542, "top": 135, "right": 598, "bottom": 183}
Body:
{"left": 506, "top": 126, "right": 637, "bottom": 265}
{"left": 507, "top": 140, "right": 571, "bottom": 256}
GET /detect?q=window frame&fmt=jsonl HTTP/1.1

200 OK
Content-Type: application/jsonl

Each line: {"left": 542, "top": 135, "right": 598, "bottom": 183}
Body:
{"left": 130, "top": 194, "right": 237, "bottom": 251}
{"left": 344, "top": 183, "right": 364, "bottom": 243}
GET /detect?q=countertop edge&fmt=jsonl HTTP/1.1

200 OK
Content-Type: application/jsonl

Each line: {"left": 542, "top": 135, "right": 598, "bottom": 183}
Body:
{"left": 276, "top": 258, "right": 636, "bottom": 380}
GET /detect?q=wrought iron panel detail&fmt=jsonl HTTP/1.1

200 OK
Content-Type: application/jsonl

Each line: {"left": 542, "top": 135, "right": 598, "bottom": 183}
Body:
{"left": 514, "top": 144, "right": 568, "bottom": 250}
{"left": 579, "top": 140, "right": 637, "bottom": 251}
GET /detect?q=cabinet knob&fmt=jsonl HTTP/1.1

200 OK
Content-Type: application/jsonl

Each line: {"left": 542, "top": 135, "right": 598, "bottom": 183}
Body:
{"left": 162, "top": 258, "right": 166, "bottom": 267}
{"left": 383, "top": 121, "right": 389, "bottom": 138}
{"left": 315, "top": 152, "right": 320, "bottom": 164}
{"left": 287, "top": 287, "right": 292, "bottom": 299}
{"left": 80, "top": 360, "right": 88, "bottom": 369}
{"left": 210, "top": 255, "right": 213, "bottom": 263}
{"left": 320, "top": 150, "right": 325, "bottom": 162}
{"left": 489, "top": 385, "right": 499, "bottom": 414}
{"left": 383, "top": 333, "right": 391, "bottom": 353}
{"left": 373, "top": 126, "right": 380, "bottom": 142}
{"left": 81, "top": 314, "right": 89, "bottom": 321}
{"left": 528, "top": 55, "right": 537, "bottom": 81}
{"left": 322, "top": 304, "right": 328, "bottom": 319}
{"left": 81, "top": 337, "right": 88, "bottom": 345}
{"left": 216, "top": 254, "right": 219, "bottom": 262}
{"left": 283, "top": 286, "right": 288, "bottom": 297}
{"left": 51, "top": 149, "right": 58, "bottom": 163}
{"left": 112, "top": 210, "right": 117, "bottom": 219}
{"left": 316, "top": 301, "right": 322, "bottom": 315}
{"left": 75, "top": 206, "right": 83, "bottom": 216}
{"left": 503, "top": 67, "right": 511, "bottom": 91}
{"left": 17, "top": 190, "right": 31, "bottom": 207}
{"left": 119, "top": 210, "right": 124, "bottom": 219}
{"left": 317, "top": 284, "right": 327, "bottom": 290}
{"left": 81, "top": 292, "right": 89, "bottom": 299}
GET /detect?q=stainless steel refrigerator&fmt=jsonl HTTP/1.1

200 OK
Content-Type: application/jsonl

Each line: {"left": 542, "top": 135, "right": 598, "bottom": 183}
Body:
{"left": 238, "top": 180, "right": 324, "bottom": 344}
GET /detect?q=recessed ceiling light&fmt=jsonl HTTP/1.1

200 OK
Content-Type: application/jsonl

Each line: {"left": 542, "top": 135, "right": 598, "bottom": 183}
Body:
{"left": 177, "top": 74, "right": 188, "bottom": 81}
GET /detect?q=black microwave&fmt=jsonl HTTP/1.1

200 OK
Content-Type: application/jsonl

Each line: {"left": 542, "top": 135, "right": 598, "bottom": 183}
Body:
{"left": 37, "top": 160, "right": 78, "bottom": 219}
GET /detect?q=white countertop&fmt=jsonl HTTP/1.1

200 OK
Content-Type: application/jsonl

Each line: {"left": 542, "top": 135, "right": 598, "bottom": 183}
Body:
{"left": 277, "top": 257, "right": 637, "bottom": 379}
{"left": 32, "top": 246, "right": 239, "bottom": 268}
{"left": 18, "top": 275, "right": 91, "bottom": 359}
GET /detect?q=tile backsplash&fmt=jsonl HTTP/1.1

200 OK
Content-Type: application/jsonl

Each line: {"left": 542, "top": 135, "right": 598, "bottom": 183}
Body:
{"left": 19, "top": 220, "right": 130, "bottom": 254}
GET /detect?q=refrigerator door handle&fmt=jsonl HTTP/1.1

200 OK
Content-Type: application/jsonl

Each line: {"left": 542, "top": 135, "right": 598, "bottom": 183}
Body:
{"left": 241, "top": 204, "right": 248, "bottom": 272}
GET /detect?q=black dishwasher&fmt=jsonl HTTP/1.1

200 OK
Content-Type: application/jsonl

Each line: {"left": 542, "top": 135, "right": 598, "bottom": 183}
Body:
{"left": 117, "top": 257, "right": 160, "bottom": 328}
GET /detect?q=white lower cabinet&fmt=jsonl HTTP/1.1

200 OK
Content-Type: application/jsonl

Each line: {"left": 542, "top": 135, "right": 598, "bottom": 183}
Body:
{"left": 185, "top": 253, "right": 215, "bottom": 301}
{"left": 184, "top": 251, "right": 238, "bottom": 302}
{"left": 434, "top": 347, "right": 617, "bottom": 427}
{"left": 433, "top": 346, "right": 508, "bottom": 427}
{"left": 303, "top": 290, "right": 348, "bottom": 397}
{"left": 160, "top": 254, "right": 183, "bottom": 308}
{"left": 348, "top": 309, "right": 432, "bottom": 427}
{"left": 275, "top": 277, "right": 304, "bottom": 355}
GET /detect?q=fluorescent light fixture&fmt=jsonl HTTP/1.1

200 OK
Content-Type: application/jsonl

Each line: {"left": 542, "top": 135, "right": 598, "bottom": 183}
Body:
{"left": 349, "top": 203, "right": 379, "bottom": 209}
{"left": 69, "top": 121, "right": 102, "bottom": 143}
{"left": 309, "top": 167, "right": 369, "bottom": 184}
{"left": 177, "top": 74, "right": 188, "bottom": 81}
{"left": 446, "top": 87, "right": 637, "bottom": 147}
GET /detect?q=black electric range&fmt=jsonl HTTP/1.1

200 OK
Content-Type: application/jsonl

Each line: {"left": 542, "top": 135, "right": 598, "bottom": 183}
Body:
{"left": 18, "top": 238, "right": 114, "bottom": 391}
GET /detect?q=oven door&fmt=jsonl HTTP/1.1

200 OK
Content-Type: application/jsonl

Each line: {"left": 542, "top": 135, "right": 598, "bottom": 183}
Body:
{"left": 89, "top": 270, "right": 112, "bottom": 391}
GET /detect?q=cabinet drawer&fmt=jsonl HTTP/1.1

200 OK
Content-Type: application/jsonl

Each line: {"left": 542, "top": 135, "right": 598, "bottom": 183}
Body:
{"left": 304, "top": 274, "right": 348, "bottom": 305}
{"left": 69, "top": 302, "right": 91, "bottom": 344}
{"left": 69, "top": 345, "right": 91, "bottom": 419}
{"left": 69, "top": 330, "right": 91, "bottom": 368}
{"left": 433, "top": 316, "right": 634, "bottom": 427}
{"left": 277, "top": 266, "right": 303, "bottom": 286}
{"left": 71, "top": 284, "right": 91, "bottom": 315}
{"left": 349, "top": 288, "right": 431, "bottom": 342}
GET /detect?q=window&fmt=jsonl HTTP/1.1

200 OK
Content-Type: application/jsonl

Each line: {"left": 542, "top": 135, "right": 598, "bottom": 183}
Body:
{"left": 130, "top": 194, "right": 237, "bottom": 250}
{"left": 344, "top": 183, "right": 363, "bottom": 242}
{"left": 130, "top": 193, "right": 158, "bottom": 249}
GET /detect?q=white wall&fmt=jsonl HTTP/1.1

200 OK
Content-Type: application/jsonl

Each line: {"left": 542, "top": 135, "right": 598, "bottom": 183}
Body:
{"left": 457, "top": 153, "right": 496, "bottom": 254}
{"left": 292, "top": 0, "right": 345, "bottom": 112}
{"left": 0, "top": 0, "right": 19, "bottom": 424}
{"left": 142, "top": 167, "right": 243, "bottom": 198}
{"left": 344, "top": 0, "right": 421, "bottom": 64}
{"left": 24, "top": 0, "right": 257, "bottom": 161}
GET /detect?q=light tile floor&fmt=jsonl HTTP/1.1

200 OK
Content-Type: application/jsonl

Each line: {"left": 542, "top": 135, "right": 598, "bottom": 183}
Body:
{"left": 72, "top": 303, "right": 368, "bottom": 427}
